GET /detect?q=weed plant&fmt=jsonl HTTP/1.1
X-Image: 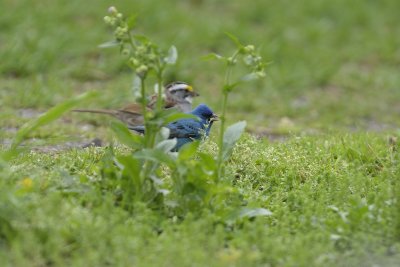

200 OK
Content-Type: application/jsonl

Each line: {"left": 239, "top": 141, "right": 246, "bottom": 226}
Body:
{"left": 97, "top": 7, "right": 269, "bottom": 218}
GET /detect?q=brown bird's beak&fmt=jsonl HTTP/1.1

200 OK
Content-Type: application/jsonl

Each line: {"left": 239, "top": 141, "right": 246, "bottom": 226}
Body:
{"left": 210, "top": 114, "right": 219, "bottom": 122}
{"left": 185, "top": 85, "right": 200, "bottom": 97}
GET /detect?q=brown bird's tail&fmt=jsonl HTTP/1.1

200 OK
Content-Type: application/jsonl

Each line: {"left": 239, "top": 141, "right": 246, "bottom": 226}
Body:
{"left": 72, "top": 109, "right": 117, "bottom": 116}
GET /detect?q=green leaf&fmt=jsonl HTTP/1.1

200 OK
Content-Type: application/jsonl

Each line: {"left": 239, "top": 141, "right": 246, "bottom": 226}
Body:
{"left": 222, "top": 121, "right": 247, "bottom": 161}
{"left": 225, "top": 32, "right": 244, "bottom": 49}
{"left": 151, "top": 176, "right": 164, "bottom": 186}
{"left": 0, "top": 149, "right": 18, "bottom": 162}
{"left": 199, "top": 152, "right": 217, "bottom": 173}
{"left": 98, "top": 40, "right": 120, "bottom": 48}
{"left": 223, "top": 83, "right": 239, "bottom": 92}
{"left": 126, "top": 15, "right": 137, "bottom": 30}
{"left": 224, "top": 78, "right": 252, "bottom": 92}
{"left": 134, "top": 34, "right": 150, "bottom": 44}
{"left": 237, "top": 207, "right": 273, "bottom": 218}
{"left": 202, "top": 53, "right": 224, "bottom": 61}
{"left": 178, "top": 141, "right": 200, "bottom": 161}
{"left": 134, "top": 149, "right": 175, "bottom": 167}
{"left": 11, "top": 92, "right": 96, "bottom": 150}
{"left": 157, "top": 127, "right": 170, "bottom": 140}
{"left": 164, "top": 45, "right": 178, "bottom": 65}
{"left": 226, "top": 207, "right": 272, "bottom": 223}
{"left": 116, "top": 155, "right": 142, "bottom": 192}
{"left": 156, "top": 139, "right": 177, "bottom": 153}
{"left": 110, "top": 121, "right": 143, "bottom": 149}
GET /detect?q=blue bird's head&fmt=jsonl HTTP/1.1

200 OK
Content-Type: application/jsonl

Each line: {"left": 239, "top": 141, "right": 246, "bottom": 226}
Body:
{"left": 191, "top": 104, "right": 219, "bottom": 124}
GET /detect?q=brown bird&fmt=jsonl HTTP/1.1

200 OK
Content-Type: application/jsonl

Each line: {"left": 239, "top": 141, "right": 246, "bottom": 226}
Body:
{"left": 73, "top": 81, "right": 199, "bottom": 127}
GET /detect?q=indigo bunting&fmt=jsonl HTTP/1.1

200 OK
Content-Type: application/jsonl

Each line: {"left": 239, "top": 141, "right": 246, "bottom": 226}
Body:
{"left": 129, "top": 104, "right": 218, "bottom": 151}
{"left": 73, "top": 81, "right": 199, "bottom": 127}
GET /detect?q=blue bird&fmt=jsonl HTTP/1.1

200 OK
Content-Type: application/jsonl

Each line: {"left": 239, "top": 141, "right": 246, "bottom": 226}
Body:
{"left": 129, "top": 104, "right": 218, "bottom": 151}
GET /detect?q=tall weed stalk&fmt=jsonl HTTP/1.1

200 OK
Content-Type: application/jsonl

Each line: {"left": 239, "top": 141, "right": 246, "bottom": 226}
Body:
{"left": 100, "top": 7, "right": 271, "bottom": 220}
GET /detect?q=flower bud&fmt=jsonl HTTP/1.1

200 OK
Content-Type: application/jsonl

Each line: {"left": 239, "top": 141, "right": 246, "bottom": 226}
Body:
{"left": 256, "top": 71, "right": 266, "bottom": 78}
{"left": 103, "top": 16, "right": 111, "bottom": 24}
{"left": 227, "top": 57, "right": 237, "bottom": 65}
{"left": 243, "top": 55, "right": 254, "bottom": 66}
{"left": 136, "top": 65, "right": 148, "bottom": 76}
{"left": 148, "top": 53, "right": 156, "bottom": 61}
{"left": 137, "top": 46, "right": 146, "bottom": 54}
{"left": 108, "top": 6, "right": 118, "bottom": 15}
{"left": 129, "top": 57, "right": 139, "bottom": 66}
{"left": 145, "top": 111, "right": 154, "bottom": 120}
{"left": 109, "top": 17, "right": 116, "bottom": 26}
{"left": 244, "top": 45, "right": 255, "bottom": 53}
{"left": 114, "top": 26, "right": 128, "bottom": 39}
{"left": 122, "top": 48, "right": 130, "bottom": 56}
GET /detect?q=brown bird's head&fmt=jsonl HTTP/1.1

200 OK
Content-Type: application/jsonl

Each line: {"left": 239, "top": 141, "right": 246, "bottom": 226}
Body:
{"left": 165, "top": 81, "right": 200, "bottom": 112}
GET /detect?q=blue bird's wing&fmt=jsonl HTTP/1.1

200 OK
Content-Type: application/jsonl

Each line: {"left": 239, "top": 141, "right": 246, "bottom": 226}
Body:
{"left": 167, "top": 119, "right": 203, "bottom": 139}
{"left": 129, "top": 119, "right": 205, "bottom": 140}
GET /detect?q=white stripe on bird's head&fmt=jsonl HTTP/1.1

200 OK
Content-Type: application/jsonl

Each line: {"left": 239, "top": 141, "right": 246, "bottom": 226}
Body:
{"left": 167, "top": 82, "right": 193, "bottom": 92}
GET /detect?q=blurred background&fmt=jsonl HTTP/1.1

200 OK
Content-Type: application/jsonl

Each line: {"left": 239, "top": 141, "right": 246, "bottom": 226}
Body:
{"left": 1, "top": 0, "right": 400, "bottom": 144}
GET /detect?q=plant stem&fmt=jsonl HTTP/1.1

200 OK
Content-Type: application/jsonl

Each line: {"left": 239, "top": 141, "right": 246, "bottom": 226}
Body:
{"left": 217, "top": 62, "right": 234, "bottom": 180}
{"left": 217, "top": 50, "right": 240, "bottom": 180}
{"left": 156, "top": 65, "right": 164, "bottom": 112}
{"left": 217, "top": 91, "right": 228, "bottom": 179}
{"left": 139, "top": 77, "right": 150, "bottom": 148}
{"left": 127, "top": 31, "right": 136, "bottom": 51}
{"left": 139, "top": 76, "right": 151, "bottom": 200}
{"left": 148, "top": 68, "right": 164, "bottom": 149}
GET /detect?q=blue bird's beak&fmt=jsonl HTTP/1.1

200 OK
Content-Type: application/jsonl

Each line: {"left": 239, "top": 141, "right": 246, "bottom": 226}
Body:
{"left": 210, "top": 114, "right": 219, "bottom": 122}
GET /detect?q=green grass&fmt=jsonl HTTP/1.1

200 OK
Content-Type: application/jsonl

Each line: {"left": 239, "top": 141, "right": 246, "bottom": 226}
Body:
{"left": 2, "top": 135, "right": 400, "bottom": 266}
{"left": 1, "top": 0, "right": 400, "bottom": 266}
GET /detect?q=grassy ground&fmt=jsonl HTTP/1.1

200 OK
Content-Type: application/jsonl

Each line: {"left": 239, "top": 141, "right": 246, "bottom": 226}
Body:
{"left": 1, "top": 0, "right": 400, "bottom": 266}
